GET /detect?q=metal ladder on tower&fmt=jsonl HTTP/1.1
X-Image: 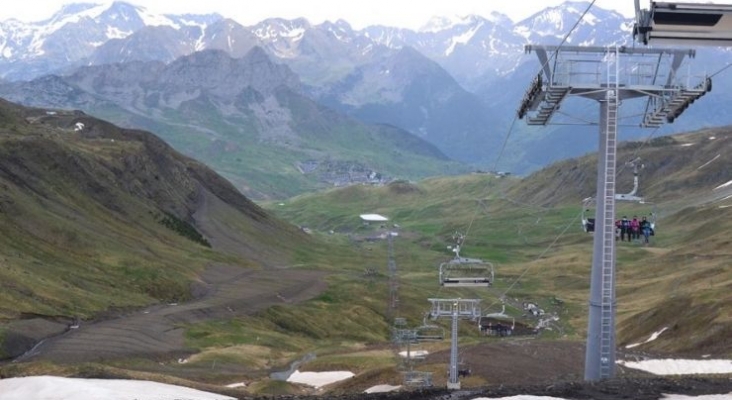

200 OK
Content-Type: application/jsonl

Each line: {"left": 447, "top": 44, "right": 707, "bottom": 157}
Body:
{"left": 599, "top": 46, "right": 619, "bottom": 379}
{"left": 447, "top": 302, "right": 460, "bottom": 389}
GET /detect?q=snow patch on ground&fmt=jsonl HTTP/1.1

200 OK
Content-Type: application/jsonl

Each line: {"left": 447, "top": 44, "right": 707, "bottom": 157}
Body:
{"left": 714, "top": 180, "right": 732, "bottom": 190}
{"left": 473, "top": 396, "right": 571, "bottom": 400}
{"left": 0, "top": 376, "right": 235, "bottom": 400}
{"left": 697, "top": 154, "right": 720, "bottom": 170}
{"left": 662, "top": 394, "right": 732, "bottom": 399}
{"left": 473, "top": 393, "right": 732, "bottom": 400}
{"left": 364, "top": 384, "right": 401, "bottom": 393}
{"left": 399, "top": 350, "right": 429, "bottom": 358}
{"left": 618, "top": 359, "right": 732, "bottom": 375}
{"left": 286, "top": 370, "right": 354, "bottom": 388}
{"left": 626, "top": 327, "right": 669, "bottom": 348}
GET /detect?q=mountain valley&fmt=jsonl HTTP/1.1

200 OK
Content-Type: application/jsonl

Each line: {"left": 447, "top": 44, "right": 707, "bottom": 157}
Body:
{"left": 0, "top": 1, "right": 731, "bottom": 399}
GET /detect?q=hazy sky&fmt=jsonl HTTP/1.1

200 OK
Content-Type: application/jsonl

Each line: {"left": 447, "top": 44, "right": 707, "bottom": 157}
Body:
{"left": 0, "top": 0, "right": 649, "bottom": 30}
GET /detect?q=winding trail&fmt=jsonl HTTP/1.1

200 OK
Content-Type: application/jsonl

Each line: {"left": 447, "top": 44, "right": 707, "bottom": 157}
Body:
{"left": 21, "top": 264, "right": 326, "bottom": 364}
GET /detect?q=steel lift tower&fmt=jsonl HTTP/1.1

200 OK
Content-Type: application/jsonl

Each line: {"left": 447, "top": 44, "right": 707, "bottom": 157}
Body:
{"left": 518, "top": 45, "right": 710, "bottom": 380}
{"left": 427, "top": 298, "right": 481, "bottom": 389}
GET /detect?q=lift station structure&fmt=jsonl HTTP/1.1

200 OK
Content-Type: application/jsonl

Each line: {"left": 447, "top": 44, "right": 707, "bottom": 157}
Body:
{"left": 634, "top": 0, "right": 732, "bottom": 46}
{"left": 518, "top": 44, "right": 711, "bottom": 380}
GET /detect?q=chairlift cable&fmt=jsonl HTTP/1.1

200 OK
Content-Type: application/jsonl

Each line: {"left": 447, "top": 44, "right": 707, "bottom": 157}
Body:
{"left": 484, "top": 210, "right": 582, "bottom": 311}
{"left": 493, "top": 0, "right": 612, "bottom": 209}
{"left": 490, "top": 0, "right": 598, "bottom": 174}
{"left": 709, "top": 62, "right": 732, "bottom": 78}
{"left": 432, "top": 0, "right": 598, "bottom": 318}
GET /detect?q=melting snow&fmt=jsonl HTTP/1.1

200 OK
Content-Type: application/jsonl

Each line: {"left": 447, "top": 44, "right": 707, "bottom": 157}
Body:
{"left": 618, "top": 359, "right": 732, "bottom": 375}
{"left": 0, "top": 376, "right": 234, "bottom": 400}
{"left": 137, "top": 10, "right": 179, "bottom": 29}
{"left": 680, "top": 143, "right": 695, "bottom": 147}
{"left": 476, "top": 395, "right": 732, "bottom": 400}
{"left": 474, "top": 396, "right": 573, "bottom": 400}
{"left": 286, "top": 370, "right": 354, "bottom": 388}
{"left": 696, "top": 155, "right": 720, "bottom": 170}
{"left": 106, "top": 26, "right": 132, "bottom": 40}
{"left": 445, "top": 21, "right": 484, "bottom": 56}
{"left": 626, "top": 327, "right": 669, "bottom": 349}
{"left": 364, "top": 384, "right": 401, "bottom": 393}
{"left": 399, "top": 350, "right": 429, "bottom": 358}
{"left": 714, "top": 180, "right": 732, "bottom": 191}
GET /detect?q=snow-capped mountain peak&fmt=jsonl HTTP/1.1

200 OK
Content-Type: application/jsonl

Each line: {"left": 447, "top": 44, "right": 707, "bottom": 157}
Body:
{"left": 0, "top": 1, "right": 223, "bottom": 77}
{"left": 419, "top": 14, "right": 484, "bottom": 33}
{"left": 514, "top": 0, "right": 630, "bottom": 45}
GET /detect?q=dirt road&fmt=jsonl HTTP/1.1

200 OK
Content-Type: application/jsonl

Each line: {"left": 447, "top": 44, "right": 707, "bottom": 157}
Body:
{"left": 16, "top": 264, "right": 326, "bottom": 363}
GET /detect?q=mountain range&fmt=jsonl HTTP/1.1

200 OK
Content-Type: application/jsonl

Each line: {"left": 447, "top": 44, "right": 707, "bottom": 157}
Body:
{"left": 2, "top": 1, "right": 732, "bottom": 194}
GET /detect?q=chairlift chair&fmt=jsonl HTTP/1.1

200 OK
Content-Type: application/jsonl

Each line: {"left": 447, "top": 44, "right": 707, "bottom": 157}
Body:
{"left": 415, "top": 324, "right": 445, "bottom": 342}
{"left": 581, "top": 197, "right": 595, "bottom": 233}
{"left": 615, "top": 158, "right": 644, "bottom": 202}
{"left": 440, "top": 234, "right": 494, "bottom": 287}
{"left": 439, "top": 257, "right": 494, "bottom": 287}
{"left": 414, "top": 313, "right": 445, "bottom": 341}
{"left": 479, "top": 305, "right": 515, "bottom": 337}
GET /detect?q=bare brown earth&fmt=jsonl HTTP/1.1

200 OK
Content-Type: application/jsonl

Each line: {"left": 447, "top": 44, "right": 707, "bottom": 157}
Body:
{"left": 327, "top": 340, "right": 732, "bottom": 400}
{"left": 6, "top": 266, "right": 730, "bottom": 399}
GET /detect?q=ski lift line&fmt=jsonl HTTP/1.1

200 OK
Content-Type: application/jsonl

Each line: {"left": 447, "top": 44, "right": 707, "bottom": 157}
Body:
{"left": 710, "top": 62, "right": 732, "bottom": 78}
{"left": 490, "top": 114, "right": 519, "bottom": 174}
{"left": 545, "top": 0, "right": 599, "bottom": 78}
{"left": 615, "top": 126, "right": 661, "bottom": 178}
{"left": 460, "top": 201, "right": 483, "bottom": 253}
{"left": 484, "top": 209, "right": 582, "bottom": 311}
{"left": 491, "top": 0, "right": 598, "bottom": 173}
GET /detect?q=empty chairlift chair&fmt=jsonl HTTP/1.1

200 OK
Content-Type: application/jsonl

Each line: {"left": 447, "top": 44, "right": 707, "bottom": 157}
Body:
{"left": 439, "top": 257, "right": 494, "bottom": 287}
{"left": 414, "top": 313, "right": 445, "bottom": 341}
{"left": 581, "top": 197, "right": 596, "bottom": 233}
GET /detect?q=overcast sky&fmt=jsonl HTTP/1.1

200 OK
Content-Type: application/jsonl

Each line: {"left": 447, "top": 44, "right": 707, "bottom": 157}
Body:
{"left": 0, "top": 0, "right": 651, "bottom": 30}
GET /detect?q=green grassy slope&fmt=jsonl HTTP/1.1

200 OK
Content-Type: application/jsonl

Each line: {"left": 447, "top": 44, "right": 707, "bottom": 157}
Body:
{"left": 269, "top": 127, "right": 732, "bottom": 358}
{"left": 0, "top": 98, "right": 310, "bottom": 320}
{"left": 0, "top": 95, "right": 729, "bottom": 394}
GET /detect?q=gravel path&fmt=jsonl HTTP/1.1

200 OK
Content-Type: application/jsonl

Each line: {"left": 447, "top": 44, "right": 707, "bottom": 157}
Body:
{"left": 18, "top": 265, "right": 326, "bottom": 363}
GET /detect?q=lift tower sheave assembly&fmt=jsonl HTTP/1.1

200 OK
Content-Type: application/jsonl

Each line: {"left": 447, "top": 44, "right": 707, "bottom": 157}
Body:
{"left": 519, "top": 45, "right": 710, "bottom": 381}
